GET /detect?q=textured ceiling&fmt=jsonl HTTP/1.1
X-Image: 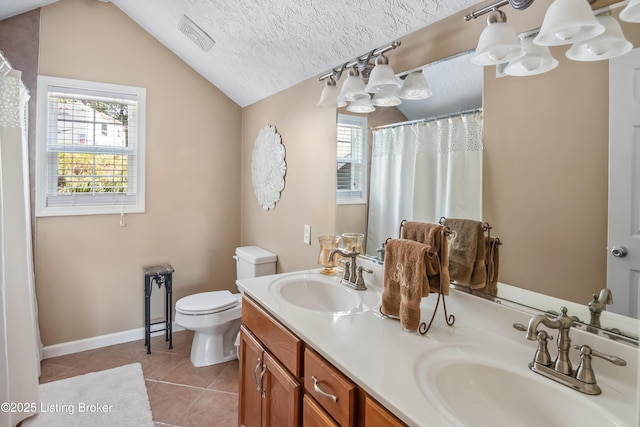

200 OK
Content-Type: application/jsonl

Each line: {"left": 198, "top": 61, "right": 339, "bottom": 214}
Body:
{"left": 0, "top": 0, "right": 482, "bottom": 106}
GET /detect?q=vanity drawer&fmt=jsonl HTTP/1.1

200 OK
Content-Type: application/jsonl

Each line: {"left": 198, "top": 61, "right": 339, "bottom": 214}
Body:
{"left": 303, "top": 393, "right": 339, "bottom": 427}
{"left": 359, "top": 392, "right": 407, "bottom": 427}
{"left": 242, "top": 295, "right": 303, "bottom": 378}
{"left": 304, "top": 347, "right": 356, "bottom": 427}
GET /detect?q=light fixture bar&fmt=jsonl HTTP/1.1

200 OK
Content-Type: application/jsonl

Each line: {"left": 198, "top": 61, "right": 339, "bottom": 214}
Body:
{"left": 318, "top": 41, "right": 401, "bottom": 81}
{"left": 464, "top": 0, "right": 510, "bottom": 21}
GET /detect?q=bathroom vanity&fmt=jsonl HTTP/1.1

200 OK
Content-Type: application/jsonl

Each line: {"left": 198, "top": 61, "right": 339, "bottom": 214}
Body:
{"left": 236, "top": 258, "right": 639, "bottom": 427}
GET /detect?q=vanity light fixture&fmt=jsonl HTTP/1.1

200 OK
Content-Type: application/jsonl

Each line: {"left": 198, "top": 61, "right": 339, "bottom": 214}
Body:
{"left": 398, "top": 71, "right": 432, "bottom": 100}
{"left": 471, "top": 9, "right": 523, "bottom": 66}
{"left": 364, "top": 54, "right": 400, "bottom": 93}
{"left": 566, "top": 13, "right": 632, "bottom": 61}
{"left": 533, "top": 0, "right": 604, "bottom": 46}
{"left": 316, "top": 41, "right": 401, "bottom": 111}
{"left": 504, "top": 35, "right": 559, "bottom": 75}
{"left": 620, "top": 0, "right": 640, "bottom": 22}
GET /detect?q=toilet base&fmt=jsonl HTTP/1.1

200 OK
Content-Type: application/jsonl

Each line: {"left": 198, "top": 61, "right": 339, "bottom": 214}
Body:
{"left": 189, "top": 318, "right": 242, "bottom": 367}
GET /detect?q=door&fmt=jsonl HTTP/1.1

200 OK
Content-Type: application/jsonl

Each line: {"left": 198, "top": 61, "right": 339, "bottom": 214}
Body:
{"left": 262, "top": 351, "right": 301, "bottom": 427}
{"left": 239, "top": 327, "right": 265, "bottom": 427}
{"left": 608, "top": 47, "right": 640, "bottom": 318}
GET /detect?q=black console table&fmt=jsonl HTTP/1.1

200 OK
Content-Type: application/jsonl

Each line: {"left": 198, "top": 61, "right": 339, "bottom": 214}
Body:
{"left": 143, "top": 264, "right": 174, "bottom": 354}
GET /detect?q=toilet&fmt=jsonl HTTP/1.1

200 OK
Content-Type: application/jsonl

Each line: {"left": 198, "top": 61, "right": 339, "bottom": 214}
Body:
{"left": 175, "top": 246, "right": 277, "bottom": 367}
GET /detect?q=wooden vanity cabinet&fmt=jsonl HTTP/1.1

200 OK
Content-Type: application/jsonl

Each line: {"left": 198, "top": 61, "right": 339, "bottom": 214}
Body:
{"left": 239, "top": 295, "right": 303, "bottom": 427}
{"left": 239, "top": 295, "right": 407, "bottom": 427}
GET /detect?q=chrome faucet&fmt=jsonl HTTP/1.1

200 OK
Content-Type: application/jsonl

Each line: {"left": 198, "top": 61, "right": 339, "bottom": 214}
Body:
{"left": 523, "top": 306, "right": 626, "bottom": 395}
{"left": 329, "top": 248, "right": 371, "bottom": 291}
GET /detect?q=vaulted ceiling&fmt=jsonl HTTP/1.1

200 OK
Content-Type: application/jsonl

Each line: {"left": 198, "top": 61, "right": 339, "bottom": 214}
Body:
{"left": 0, "top": 0, "right": 482, "bottom": 106}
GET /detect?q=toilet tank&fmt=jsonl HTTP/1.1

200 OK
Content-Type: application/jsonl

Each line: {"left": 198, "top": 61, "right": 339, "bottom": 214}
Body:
{"left": 235, "top": 246, "right": 277, "bottom": 280}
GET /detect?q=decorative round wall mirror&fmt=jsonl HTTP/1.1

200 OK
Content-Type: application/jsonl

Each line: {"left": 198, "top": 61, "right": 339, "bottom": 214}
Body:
{"left": 251, "top": 125, "right": 286, "bottom": 210}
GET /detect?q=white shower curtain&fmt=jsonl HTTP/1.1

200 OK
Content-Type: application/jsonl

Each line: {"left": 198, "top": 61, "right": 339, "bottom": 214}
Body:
{"left": 366, "top": 112, "right": 483, "bottom": 255}
{"left": 0, "top": 59, "right": 42, "bottom": 427}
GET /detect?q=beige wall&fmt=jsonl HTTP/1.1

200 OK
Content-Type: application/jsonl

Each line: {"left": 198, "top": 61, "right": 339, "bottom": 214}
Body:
{"left": 241, "top": 79, "right": 337, "bottom": 273}
{"left": 35, "top": 0, "right": 242, "bottom": 346}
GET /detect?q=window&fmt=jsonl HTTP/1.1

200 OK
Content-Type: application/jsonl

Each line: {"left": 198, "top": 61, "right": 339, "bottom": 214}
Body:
{"left": 36, "top": 76, "right": 146, "bottom": 216}
{"left": 336, "top": 114, "right": 367, "bottom": 204}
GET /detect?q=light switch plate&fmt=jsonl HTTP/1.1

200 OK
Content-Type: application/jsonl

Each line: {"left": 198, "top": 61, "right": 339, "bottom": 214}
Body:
{"left": 304, "top": 224, "right": 311, "bottom": 245}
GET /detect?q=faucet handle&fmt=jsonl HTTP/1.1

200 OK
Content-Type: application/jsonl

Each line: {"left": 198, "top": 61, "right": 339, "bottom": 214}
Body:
{"left": 355, "top": 266, "right": 373, "bottom": 291}
{"left": 573, "top": 345, "right": 627, "bottom": 367}
{"left": 534, "top": 330, "right": 553, "bottom": 366}
{"left": 574, "top": 345, "right": 626, "bottom": 387}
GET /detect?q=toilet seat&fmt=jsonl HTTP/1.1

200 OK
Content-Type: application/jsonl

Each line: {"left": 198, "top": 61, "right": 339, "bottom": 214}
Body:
{"left": 176, "top": 290, "right": 238, "bottom": 315}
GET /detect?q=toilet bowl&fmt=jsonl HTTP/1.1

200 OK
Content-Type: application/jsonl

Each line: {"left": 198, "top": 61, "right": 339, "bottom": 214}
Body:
{"left": 175, "top": 246, "right": 277, "bottom": 367}
{"left": 175, "top": 291, "right": 242, "bottom": 367}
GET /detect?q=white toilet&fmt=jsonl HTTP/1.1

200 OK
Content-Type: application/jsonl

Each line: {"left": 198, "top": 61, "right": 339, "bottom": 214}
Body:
{"left": 175, "top": 246, "right": 277, "bottom": 367}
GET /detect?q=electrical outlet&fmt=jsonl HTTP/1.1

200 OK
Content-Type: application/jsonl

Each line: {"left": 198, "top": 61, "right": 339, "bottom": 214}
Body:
{"left": 303, "top": 224, "right": 311, "bottom": 245}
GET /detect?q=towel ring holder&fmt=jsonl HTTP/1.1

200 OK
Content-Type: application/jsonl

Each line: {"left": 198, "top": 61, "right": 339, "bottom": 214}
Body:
{"left": 381, "top": 222, "right": 456, "bottom": 336}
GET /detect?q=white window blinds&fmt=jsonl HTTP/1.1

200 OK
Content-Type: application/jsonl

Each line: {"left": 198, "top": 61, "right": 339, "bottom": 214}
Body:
{"left": 336, "top": 114, "right": 367, "bottom": 204}
{"left": 36, "top": 76, "right": 146, "bottom": 217}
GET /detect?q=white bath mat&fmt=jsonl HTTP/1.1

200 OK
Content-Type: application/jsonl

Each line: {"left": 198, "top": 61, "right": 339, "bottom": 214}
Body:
{"left": 22, "top": 362, "right": 154, "bottom": 427}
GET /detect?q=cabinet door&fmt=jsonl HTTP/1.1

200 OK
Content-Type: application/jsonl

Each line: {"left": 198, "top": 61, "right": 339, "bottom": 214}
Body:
{"left": 303, "top": 394, "right": 339, "bottom": 427}
{"left": 360, "top": 394, "right": 406, "bottom": 427}
{"left": 262, "top": 350, "right": 301, "bottom": 427}
{"left": 239, "top": 327, "right": 265, "bottom": 427}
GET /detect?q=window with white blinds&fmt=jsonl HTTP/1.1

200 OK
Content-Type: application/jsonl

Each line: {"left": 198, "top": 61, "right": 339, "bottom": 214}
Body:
{"left": 336, "top": 114, "right": 367, "bottom": 204}
{"left": 35, "top": 76, "right": 146, "bottom": 217}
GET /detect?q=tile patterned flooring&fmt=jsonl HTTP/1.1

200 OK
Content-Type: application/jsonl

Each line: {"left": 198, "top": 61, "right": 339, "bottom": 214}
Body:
{"left": 40, "top": 330, "right": 239, "bottom": 426}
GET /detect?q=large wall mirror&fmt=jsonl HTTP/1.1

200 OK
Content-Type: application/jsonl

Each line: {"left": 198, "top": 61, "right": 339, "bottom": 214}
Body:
{"left": 335, "top": 3, "right": 639, "bottom": 344}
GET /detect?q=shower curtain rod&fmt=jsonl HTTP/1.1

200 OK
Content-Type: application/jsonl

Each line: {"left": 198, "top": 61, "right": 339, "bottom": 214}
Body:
{"left": 372, "top": 107, "right": 482, "bottom": 131}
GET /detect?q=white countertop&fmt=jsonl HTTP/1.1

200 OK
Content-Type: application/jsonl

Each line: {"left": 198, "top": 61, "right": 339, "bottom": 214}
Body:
{"left": 236, "top": 259, "right": 639, "bottom": 427}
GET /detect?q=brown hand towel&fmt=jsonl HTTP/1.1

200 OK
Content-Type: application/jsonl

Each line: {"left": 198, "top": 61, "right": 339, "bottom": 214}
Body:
{"left": 382, "top": 239, "right": 431, "bottom": 332}
{"left": 477, "top": 236, "right": 500, "bottom": 296}
{"left": 400, "top": 221, "right": 450, "bottom": 296}
{"left": 443, "top": 218, "right": 487, "bottom": 289}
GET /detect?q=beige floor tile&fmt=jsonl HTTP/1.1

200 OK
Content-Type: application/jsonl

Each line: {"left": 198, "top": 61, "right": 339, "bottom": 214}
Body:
{"left": 208, "top": 360, "right": 239, "bottom": 393}
{"left": 159, "top": 358, "right": 228, "bottom": 388}
{"left": 146, "top": 382, "right": 204, "bottom": 425}
{"left": 176, "top": 389, "right": 238, "bottom": 427}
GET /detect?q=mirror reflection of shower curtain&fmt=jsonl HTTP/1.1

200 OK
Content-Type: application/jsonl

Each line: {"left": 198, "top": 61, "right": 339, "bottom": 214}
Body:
{"left": 366, "top": 112, "right": 483, "bottom": 256}
{"left": 0, "top": 63, "right": 42, "bottom": 426}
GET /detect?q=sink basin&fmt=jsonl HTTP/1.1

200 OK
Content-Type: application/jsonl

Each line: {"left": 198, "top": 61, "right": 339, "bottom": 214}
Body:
{"left": 415, "top": 346, "right": 625, "bottom": 427}
{"left": 270, "top": 273, "right": 361, "bottom": 313}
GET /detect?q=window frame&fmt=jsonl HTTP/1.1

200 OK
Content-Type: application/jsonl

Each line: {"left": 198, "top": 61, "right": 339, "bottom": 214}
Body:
{"left": 35, "top": 76, "right": 146, "bottom": 217}
{"left": 336, "top": 113, "right": 368, "bottom": 205}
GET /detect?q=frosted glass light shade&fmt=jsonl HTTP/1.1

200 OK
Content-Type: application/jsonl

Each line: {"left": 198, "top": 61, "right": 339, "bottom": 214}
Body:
{"left": 471, "top": 21, "right": 522, "bottom": 65}
{"left": 371, "top": 90, "right": 401, "bottom": 107}
{"left": 316, "top": 80, "right": 339, "bottom": 107}
{"left": 504, "top": 37, "right": 559, "bottom": 76}
{"left": 339, "top": 70, "right": 369, "bottom": 101}
{"left": 398, "top": 71, "right": 432, "bottom": 100}
{"left": 533, "top": 0, "right": 605, "bottom": 46}
{"left": 566, "top": 15, "right": 632, "bottom": 61}
{"left": 620, "top": 0, "right": 640, "bottom": 23}
{"left": 346, "top": 97, "right": 375, "bottom": 113}
{"left": 364, "top": 56, "right": 400, "bottom": 93}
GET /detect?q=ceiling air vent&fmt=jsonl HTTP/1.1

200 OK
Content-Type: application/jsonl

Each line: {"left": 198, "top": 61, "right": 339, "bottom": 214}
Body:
{"left": 178, "top": 14, "right": 215, "bottom": 52}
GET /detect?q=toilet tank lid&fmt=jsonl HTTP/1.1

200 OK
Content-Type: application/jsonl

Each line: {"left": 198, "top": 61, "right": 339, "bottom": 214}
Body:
{"left": 236, "top": 246, "right": 277, "bottom": 264}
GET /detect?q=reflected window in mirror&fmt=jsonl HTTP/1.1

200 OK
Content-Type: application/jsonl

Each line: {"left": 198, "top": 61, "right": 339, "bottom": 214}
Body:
{"left": 336, "top": 114, "right": 367, "bottom": 204}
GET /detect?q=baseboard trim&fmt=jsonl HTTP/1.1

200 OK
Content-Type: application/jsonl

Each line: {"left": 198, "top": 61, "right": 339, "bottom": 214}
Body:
{"left": 42, "top": 323, "right": 185, "bottom": 359}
